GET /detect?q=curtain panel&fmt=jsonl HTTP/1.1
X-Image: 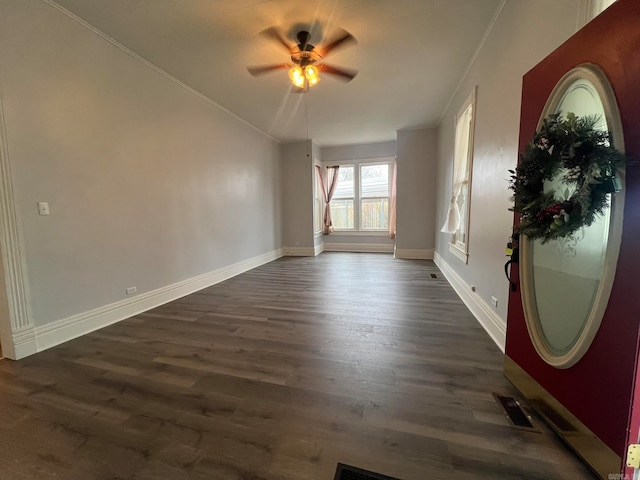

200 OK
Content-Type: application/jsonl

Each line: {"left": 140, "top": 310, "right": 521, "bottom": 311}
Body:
{"left": 316, "top": 165, "right": 340, "bottom": 235}
{"left": 441, "top": 105, "right": 472, "bottom": 234}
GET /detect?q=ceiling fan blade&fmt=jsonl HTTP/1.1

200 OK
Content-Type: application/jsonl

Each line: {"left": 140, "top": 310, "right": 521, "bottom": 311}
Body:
{"left": 318, "top": 29, "right": 356, "bottom": 57}
{"left": 247, "top": 64, "right": 290, "bottom": 76}
{"left": 320, "top": 64, "right": 358, "bottom": 82}
{"left": 260, "top": 27, "right": 292, "bottom": 53}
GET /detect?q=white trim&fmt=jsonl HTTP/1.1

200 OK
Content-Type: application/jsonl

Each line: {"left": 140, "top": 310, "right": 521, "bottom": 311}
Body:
{"left": 326, "top": 159, "right": 393, "bottom": 233}
{"left": 16, "top": 248, "right": 283, "bottom": 359}
{"left": 283, "top": 247, "right": 316, "bottom": 256}
{"left": 519, "top": 64, "right": 625, "bottom": 369}
{"left": 448, "top": 243, "right": 469, "bottom": 264}
{"left": 323, "top": 242, "right": 394, "bottom": 254}
{"left": 447, "top": 87, "right": 476, "bottom": 256}
{"left": 578, "top": 0, "right": 595, "bottom": 29}
{"left": 11, "top": 327, "right": 37, "bottom": 359}
{"left": 314, "top": 242, "right": 324, "bottom": 256}
{"left": 0, "top": 96, "right": 34, "bottom": 360}
{"left": 434, "top": 251, "right": 506, "bottom": 352}
{"left": 323, "top": 156, "right": 395, "bottom": 167}
{"left": 42, "top": 0, "right": 277, "bottom": 144}
{"left": 394, "top": 249, "right": 434, "bottom": 260}
{"left": 396, "top": 125, "right": 438, "bottom": 133}
{"left": 329, "top": 231, "right": 390, "bottom": 237}
{"left": 578, "top": 0, "right": 618, "bottom": 29}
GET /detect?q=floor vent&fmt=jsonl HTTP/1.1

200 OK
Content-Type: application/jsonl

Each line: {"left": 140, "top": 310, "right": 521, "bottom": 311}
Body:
{"left": 334, "top": 463, "right": 400, "bottom": 480}
{"left": 430, "top": 273, "right": 438, "bottom": 279}
{"left": 493, "top": 393, "right": 539, "bottom": 432}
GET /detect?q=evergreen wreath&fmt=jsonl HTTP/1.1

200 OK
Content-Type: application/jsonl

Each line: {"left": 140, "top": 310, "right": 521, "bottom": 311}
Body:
{"left": 509, "top": 112, "right": 625, "bottom": 243}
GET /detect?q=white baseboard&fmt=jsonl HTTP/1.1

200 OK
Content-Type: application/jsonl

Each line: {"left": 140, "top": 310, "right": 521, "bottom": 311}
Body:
{"left": 283, "top": 246, "right": 316, "bottom": 256}
{"left": 22, "top": 248, "right": 284, "bottom": 359}
{"left": 395, "top": 248, "right": 434, "bottom": 260}
{"left": 434, "top": 251, "right": 506, "bottom": 352}
{"left": 10, "top": 326, "right": 37, "bottom": 359}
{"left": 314, "top": 243, "right": 324, "bottom": 256}
{"left": 323, "top": 242, "right": 394, "bottom": 253}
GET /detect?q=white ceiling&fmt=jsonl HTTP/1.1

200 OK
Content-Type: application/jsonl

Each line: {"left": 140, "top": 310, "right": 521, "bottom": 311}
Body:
{"left": 53, "top": 0, "right": 502, "bottom": 147}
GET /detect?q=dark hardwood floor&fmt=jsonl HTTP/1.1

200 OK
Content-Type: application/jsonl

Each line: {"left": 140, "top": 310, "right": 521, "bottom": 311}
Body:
{"left": 0, "top": 253, "right": 595, "bottom": 479}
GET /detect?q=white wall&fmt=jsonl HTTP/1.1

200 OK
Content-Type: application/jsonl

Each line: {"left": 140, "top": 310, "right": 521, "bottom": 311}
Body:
{"left": 320, "top": 141, "right": 396, "bottom": 253}
{"left": 396, "top": 128, "right": 438, "bottom": 259}
{"left": 434, "top": 0, "right": 582, "bottom": 349}
{"left": 0, "top": 0, "right": 282, "bottom": 357}
{"left": 281, "top": 141, "right": 315, "bottom": 255}
{"left": 322, "top": 142, "right": 397, "bottom": 164}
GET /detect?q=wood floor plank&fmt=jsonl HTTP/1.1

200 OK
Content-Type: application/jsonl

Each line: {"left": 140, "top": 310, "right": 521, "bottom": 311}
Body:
{"left": 0, "top": 253, "right": 595, "bottom": 479}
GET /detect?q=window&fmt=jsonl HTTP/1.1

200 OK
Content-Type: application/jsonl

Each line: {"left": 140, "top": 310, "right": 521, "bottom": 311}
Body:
{"left": 330, "top": 166, "right": 355, "bottom": 229}
{"left": 330, "top": 162, "right": 391, "bottom": 231}
{"left": 442, "top": 88, "right": 476, "bottom": 263}
{"left": 360, "top": 164, "right": 389, "bottom": 230}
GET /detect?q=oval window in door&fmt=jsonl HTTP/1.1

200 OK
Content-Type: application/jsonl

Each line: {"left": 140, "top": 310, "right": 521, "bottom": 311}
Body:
{"left": 519, "top": 64, "right": 626, "bottom": 368}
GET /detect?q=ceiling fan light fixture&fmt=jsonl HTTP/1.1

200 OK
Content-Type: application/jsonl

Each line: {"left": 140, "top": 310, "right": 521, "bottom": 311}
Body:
{"left": 305, "top": 65, "right": 320, "bottom": 85}
{"left": 288, "top": 66, "right": 305, "bottom": 88}
{"left": 250, "top": 27, "right": 356, "bottom": 88}
{"left": 288, "top": 64, "right": 321, "bottom": 88}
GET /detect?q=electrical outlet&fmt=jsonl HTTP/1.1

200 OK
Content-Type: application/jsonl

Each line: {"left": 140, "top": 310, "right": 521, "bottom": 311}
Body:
{"left": 125, "top": 286, "right": 137, "bottom": 296}
{"left": 491, "top": 296, "right": 498, "bottom": 308}
{"left": 37, "top": 202, "right": 50, "bottom": 216}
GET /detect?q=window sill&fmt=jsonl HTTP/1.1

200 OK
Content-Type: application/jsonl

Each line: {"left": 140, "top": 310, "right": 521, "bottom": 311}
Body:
{"left": 331, "top": 231, "right": 391, "bottom": 237}
{"left": 449, "top": 243, "right": 469, "bottom": 264}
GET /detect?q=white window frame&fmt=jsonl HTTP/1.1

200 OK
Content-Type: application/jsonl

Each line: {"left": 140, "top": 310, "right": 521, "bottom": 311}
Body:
{"left": 359, "top": 162, "right": 391, "bottom": 232}
{"left": 330, "top": 164, "right": 355, "bottom": 231}
{"left": 313, "top": 159, "right": 323, "bottom": 235}
{"left": 448, "top": 88, "right": 476, "bottom": 264}
{"left": 328, "top": 158, "right": 393, "bottom": 233}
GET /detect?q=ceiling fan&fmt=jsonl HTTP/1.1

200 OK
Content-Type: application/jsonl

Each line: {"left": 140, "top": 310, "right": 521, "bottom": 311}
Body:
{"left": 247, "top": 27, "right": 358, "bottom": 90}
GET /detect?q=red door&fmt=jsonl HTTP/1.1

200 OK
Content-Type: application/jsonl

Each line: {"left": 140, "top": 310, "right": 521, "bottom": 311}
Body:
{"left": 505, "top": 1, "right": 640, "bottom": 478}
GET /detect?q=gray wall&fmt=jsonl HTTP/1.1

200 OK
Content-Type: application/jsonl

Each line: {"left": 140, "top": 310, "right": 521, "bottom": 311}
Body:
{"left": 281, "top": 141, "right": 315, "bottom": 254}
{"left": 0, "top": 0, "right": 590, "bottom": 358}
{"left": 396, "top": 128, "right": 438, "bottom": 258}
{"left": 0, "top": 1, "right": 282, "bottom": 332}
{"left": 322, "top": 142, "right": 397, "bottom": 165}
{"left": 434, "top": 0, "right": 583, "bottom": 347}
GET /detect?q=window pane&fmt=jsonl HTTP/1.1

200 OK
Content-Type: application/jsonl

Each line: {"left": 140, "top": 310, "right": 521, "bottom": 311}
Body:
{"left": 450, "top": 91, "right": 475, "bottom": 252}
{"left": 361, "top": 198, "right": 389, "bottom": 230}
{"left": 330, "top": 199, "right": 354, "bottom": 229}
{"left": 456, "top": 183, "right": 469, "bottom": 244}
{"left": 361, "top": 164, "right": 389, "bottom": 198}
{"left": 333, "top": 166, "right": 354, "bottom": 199}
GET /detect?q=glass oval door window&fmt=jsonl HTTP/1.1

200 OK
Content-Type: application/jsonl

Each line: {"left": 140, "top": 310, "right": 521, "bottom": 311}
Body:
{"left": 520, "top": 64, "right": 625, "bottom": 368}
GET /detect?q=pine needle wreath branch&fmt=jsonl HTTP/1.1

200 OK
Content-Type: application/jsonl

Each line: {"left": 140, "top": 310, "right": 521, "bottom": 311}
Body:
{"left": 509, "top": 112, "right": 626, "bottom": 243}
